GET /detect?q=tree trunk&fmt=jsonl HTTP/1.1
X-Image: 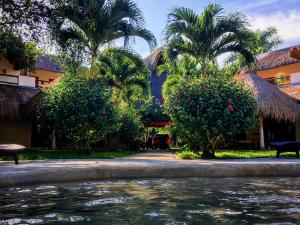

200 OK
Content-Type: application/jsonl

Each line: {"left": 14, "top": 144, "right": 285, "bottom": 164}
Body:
{"left": 51, "top": 130, "right": 56, "bottom": 150}
{"left": 90, "top": 49, "right": 98, "bottom": 77}
{"left": 259, "top": 116, "right": 265, "bottom": 150}
{"left": 201, "top": 144, "right": 215, "bottom": 159}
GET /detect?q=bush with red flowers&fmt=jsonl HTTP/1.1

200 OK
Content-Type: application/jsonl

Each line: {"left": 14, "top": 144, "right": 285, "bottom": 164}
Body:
{"left": 165, "top": 76, "right": 257, "bottom": 158}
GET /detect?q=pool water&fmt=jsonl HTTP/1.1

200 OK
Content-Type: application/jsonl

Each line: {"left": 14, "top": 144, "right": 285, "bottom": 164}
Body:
{"left": 0, "top": 178, "right": 300, "bottom": 225}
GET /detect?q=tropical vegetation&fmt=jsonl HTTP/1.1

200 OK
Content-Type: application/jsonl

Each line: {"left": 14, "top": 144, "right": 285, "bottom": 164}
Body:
{"left": 38, "top": 74, "right": 120, "bottom": 151}
{"left": 0, "top": 30, "right": 38, "bottom": 71}
{"left": 226, "top": 27, "right": 282, "bottom": 70}
{"left": 0, "top": 1, "right": 286, "bottom": 158}
{"left": 98, "top": 48, "right": 150, "bottom": 105}
{"left": 49, "top": 0, "right": 156, "bottom": 76}
{"left": 165, "top": 76, "right": 257, "bottom": 158}
{"left": 163, "top": 3, "right": 254, "bottom": 74}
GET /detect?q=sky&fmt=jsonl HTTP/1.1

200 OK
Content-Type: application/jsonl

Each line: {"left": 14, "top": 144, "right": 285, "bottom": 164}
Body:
{"left": 128, "top": 0, "right": 300, "bottom": 58}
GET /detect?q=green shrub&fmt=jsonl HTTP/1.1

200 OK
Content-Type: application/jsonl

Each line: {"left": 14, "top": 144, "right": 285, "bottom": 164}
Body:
{"left": 177, "top": 151, "right": 200, "bottom": 160}
{"left": 165, "top": 76, "right": 257, "bottom": 158}
{"left": 38, "top": 73, "right": 120, "bottom": 151}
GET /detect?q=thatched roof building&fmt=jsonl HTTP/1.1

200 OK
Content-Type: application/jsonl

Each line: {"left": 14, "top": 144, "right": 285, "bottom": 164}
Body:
{"left": 237, "top": 70, "right": 300, "bottom": 122}
{"left": 256, "top": 45, "right": 300, "bottom": 71}
{"left": 0, "top": 85, "right": 41, "bottom": 120}
{"left": 144, "top": 48, "right": 163, "bottom": 70}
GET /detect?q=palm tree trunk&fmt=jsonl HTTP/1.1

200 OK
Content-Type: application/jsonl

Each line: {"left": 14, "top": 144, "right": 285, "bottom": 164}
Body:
{"left": 90, "top": 49, "right": 98, "bottom": 77}
{"left": 200, "top": 61, "right": 207, "bottom": 77}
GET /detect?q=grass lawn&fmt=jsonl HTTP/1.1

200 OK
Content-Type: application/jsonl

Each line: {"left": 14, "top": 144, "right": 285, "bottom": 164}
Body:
{"left": 177, "top": 149, "right": 299, "bottom": 160}
{"left": 12, "top": 150, "right": 137, "bottom": 160}
{"left": 215, "top": 150, "right": 297, "bottom": 159}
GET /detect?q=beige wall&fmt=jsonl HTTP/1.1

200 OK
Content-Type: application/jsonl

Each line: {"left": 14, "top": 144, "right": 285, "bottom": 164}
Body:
{"left": 0, "top": 57, "right": 21, "bottom": 76}
{"left": 0, "top": 57, "right": 61, "bottom": 87}
{"left": 29, "top": 69, "right": 61, "bottom": 87}
{"left": 256, "top": 62, "right": 300, "bottom": 81}
{"left": 0, "top": 120, "right": 32, "bottom": 147}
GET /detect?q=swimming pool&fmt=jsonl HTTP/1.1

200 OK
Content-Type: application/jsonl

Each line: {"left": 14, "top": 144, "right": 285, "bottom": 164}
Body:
{"left": 1, "top": 177, "right": 300, "bottom": 224}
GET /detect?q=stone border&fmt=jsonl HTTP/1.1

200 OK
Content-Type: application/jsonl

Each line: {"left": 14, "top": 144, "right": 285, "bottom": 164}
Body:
{"left": 1, "top": 159, "right": 300, "bottom": 188}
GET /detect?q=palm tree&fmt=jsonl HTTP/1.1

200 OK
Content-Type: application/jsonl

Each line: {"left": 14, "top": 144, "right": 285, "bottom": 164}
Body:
{"left": 98, "top": 48, "right": 150, "bottom": 104}
{"left": 226, "top": 27, "right": 282, "bottom": 69}
{"left": 50, "top": 0, "right": 156, "bottom": 76}
{"left": 164, "top": 3, "right": 254, "bottom": 74}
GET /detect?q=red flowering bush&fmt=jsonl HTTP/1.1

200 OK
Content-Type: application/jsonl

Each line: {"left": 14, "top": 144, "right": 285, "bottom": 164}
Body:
{"left": 165, "top": 76, "right": 257, "bottom": 158}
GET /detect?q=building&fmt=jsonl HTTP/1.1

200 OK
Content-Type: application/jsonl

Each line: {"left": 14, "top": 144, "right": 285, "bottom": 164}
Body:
{"left": 0, "top": 54, "right": 62, "bottom": 147}
{"left": 237, "top": 45, "right": 300, "bottom": 149}
{"left": 0, "top": 54, "right": 61, "bottom": 88}
{"left": 144, "top": 48, "right": 167, "bottom": 103}
{"left": 237, "top": 71, "right": 300, "bottom": 149}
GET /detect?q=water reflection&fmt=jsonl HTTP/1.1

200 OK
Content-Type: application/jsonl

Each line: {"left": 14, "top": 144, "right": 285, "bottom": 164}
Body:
{"left": 0, "top": 178, "right": 299, "bottom": 225}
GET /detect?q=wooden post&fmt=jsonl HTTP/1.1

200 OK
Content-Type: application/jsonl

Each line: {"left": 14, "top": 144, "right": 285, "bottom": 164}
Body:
{"left": 51, "top": 130, "right": 56, "bottom": 150}
{"left": 259, "top": 117, "right": 265, "bottom": 150}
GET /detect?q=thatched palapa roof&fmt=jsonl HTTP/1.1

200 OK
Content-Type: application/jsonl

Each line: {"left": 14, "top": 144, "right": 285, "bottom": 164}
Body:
{"left": 256, "top": 45, "right": 300, "bottom": 71}
{"left": 0, "top": 85, "right": 41, "bottom": 120}
{"left": 237, "top": 70, "right": 300, "bottom": 122}
{"left": 280, "top": 85, "right": 300, "bottom": 101}
{"left": 144, "top": 48, "right": 163, "bottom": 70}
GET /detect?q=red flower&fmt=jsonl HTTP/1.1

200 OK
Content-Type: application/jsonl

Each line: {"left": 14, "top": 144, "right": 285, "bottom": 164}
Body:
{"left": 227, "top": 104, "right": 234, "bottom": 111}
{"left": 188, "top": 98, "right": 192, "bottom": 101}
{"left": 113, "top": 99, "right": 119, "bottom": 105}
{"left": 176, "top": 93, "right": 183, "bottom": 98}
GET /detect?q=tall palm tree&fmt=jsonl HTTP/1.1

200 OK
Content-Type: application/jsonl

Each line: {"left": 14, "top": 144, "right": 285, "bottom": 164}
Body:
{"left": 50, "top": 0, "right": 156, "bottom": 76}
{"left": 164, "top": 3, "right": 254, "bottom": 74}
{"left": 98, "top": 48, "right": 150, "bottom": 104}
{"left": 226, "top": 27, "right": 282, "bottom": 69}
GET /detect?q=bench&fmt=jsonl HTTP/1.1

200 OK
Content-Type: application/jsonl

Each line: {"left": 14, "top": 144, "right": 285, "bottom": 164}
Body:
{"left": 0, "top": 144, "right": 26, "bottom": 164}
{"left": 270, "top": 142, "right": 300, "bottom": 158}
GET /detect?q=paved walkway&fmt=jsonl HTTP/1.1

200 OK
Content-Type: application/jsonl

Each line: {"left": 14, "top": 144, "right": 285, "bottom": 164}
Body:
{"left": 1, "top": 153, "right": 300, "bottom": 188}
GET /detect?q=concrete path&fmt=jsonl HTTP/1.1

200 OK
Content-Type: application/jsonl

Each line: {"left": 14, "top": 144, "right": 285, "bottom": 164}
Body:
{"left": 1, "top": 152, "right": 300, "bottom": 188}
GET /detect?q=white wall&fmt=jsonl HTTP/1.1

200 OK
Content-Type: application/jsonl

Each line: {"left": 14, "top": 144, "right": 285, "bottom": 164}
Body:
{"left": 18, "top": 75, "right": 36, "bottom": 87}
{"left": 291, "top": 72, "right": 300, "bottom": 84}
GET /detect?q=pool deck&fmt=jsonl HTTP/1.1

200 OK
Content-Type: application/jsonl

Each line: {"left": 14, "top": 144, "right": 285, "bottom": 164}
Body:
{"left": 1, "top": 153, "right": 300, "bottom": 187}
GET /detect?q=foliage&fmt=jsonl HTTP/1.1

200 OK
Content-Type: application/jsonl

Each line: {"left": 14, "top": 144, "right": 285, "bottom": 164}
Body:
{"left": 0, "top": 0, "right": 49, "bottom": 40}
{"left": 49, "top": 0, "right": 156, "bottom": 75}
{"left": 275, "top": 72, "right": 288, "bottom": 86}
{"left": 0, "top": 30, "right": 38, "bottom": 71}
{"left": 163, "top": 3, "right": 254, "bottom": 74}
{"left": 141, "top": 102, "right": 170, "bottom": 124}
{"left": 38, "top": 73, "right": 120, "bottom": 151}
{"left": 160, "top": 56, "right": 237, "bottom": 100}
{"left": 215, "top": 150, "right": 297, "bottom": 159}
{"left": 98, "top": 48, "right": 151, "bottom": 105}
{"left": 176, "top": 150, "right": 200, "bottom": 160}
{"left": 176, "top": 149, "right": 297, "bottom": 160}
{"left": 117, "top": 106, "right": 143, "bottom": 145}
{"left": 226, "top": 27, "right": 282, "bottom": 70}
{"left": 165, "top": 76, "right": 257, "bottom": 158}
